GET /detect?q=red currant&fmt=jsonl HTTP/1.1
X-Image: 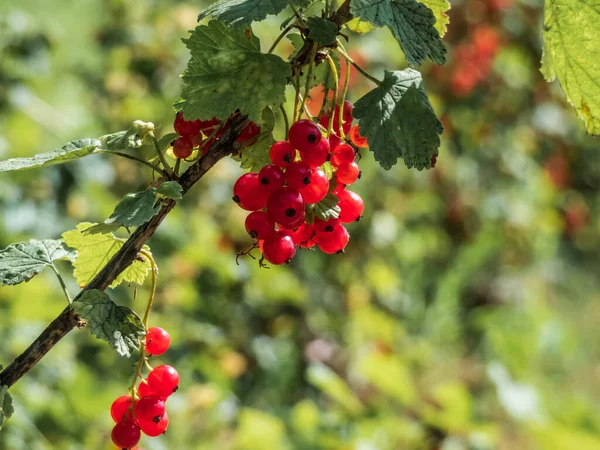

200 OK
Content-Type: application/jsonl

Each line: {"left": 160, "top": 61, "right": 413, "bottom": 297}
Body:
{"left": 329, "top": 134, "right": 342, "bottom": 151}
{"left": 262, "top": 231, "right": 296, "bottom": 264}
{"left": 199, "top": 117, "right": 221, "bottom": 133}
{"left": 236, "top": 121, "right": 261, "bottom": 144}
{"left": 289, "top": 119, "right": 322, "bottom": 153}
{"left": 111, "top": 421, "right": 141, "bottom": 449}
{"left": 174, "top": 112, "right": 202, "bottom": 137}
{"left": 336, "top": 162, "right": 361, "bottom": 185}
{"left": 299, "top": 168, "right": 328, "bottom": 204}
{"left": 288, "top": 223, "right": 316, "bottom": 248}
{"left": 300, "top": 137, "right": 330, "bottom": 168}
{"left": 145, "top": 327, "right": 170, "bottom": 356}
{"left": 314, "top": 217, "right": 341, "bottom": 234}
{"left": 173, "top": 137, "right": 194, "bottom": 159}
{"left": 245, "top": 211, "right": 276, "bottom": 240}
{"left": 331, "top": 144, "right": 355, "bottom": 167}
{"left": 135, "top": 395, "right": 166, "bottom": 424}
{"left": 139, "top": 412, "right": 169, "bottom": 437}
{"left": 110, "top": 395, "right": 134, "bottom": 423}
{"left": 285, "top": 161, "right": 313, "bottom": 190}
{"left": 232, "top": 173, "right": 270, "bottom": 211}
{"left": 267, "top": 187, "right": 306, "bottom": 229}
{"left": 147, "top": 365, "right": 180, "bottom": 399}
{"left": 258, "top": 164, "right": 285, "bottom": 192}
{"left": 349, "top": 125, "right": 368, "bottom": 148}
{"left": 314, "top": 224, "right": 349, "bottom": 254}
{"left": 138, "top": 379, "right": 153, "bottom": 397}
{"left": 337, "top": 190, "right": 364, "bottom": 223}
{"left": 270, "top": 141, "right": 296, "bottom": 168}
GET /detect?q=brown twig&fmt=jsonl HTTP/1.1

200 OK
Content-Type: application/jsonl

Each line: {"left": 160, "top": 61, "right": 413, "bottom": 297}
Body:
{"left": 0, "top": 116, "right": 247, "bottom": 389}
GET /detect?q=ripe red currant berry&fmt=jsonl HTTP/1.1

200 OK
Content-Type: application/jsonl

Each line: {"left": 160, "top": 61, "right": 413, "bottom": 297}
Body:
{"left": 332, "top": 101, "right": 353, "bottom": 134}
{"left": 329, "top": 134, "right": 342, "bottom": 151}
{"left": 299, "top": 168, "right": 328, "bottom": 204}
{"left": 289, "top": 223, "right": 316, "bottom": 248}
{"left": 232, "top": 173, "right": 270, "bottom": 211}
{"left": 300, "top": 137, "right": 330, "bottom": 168}
{"left": 174, "top": 112, "right": 202, "bottom": 137}
{"left": 314, "top": 224, "right": 350, "bottom": 254}
{"left": 138, "top": 379, "right": 153, "bottom": 397}
{"left": 236, "top": 121, "right": 261, "bottom": 144}
{"left": 147, "top": 365, "right": 180, "bottom": 399}
{"left": 270, "top": 141, "right": 296, "bottom": 168}
{"left": 262, "top": 231, "right": 297, "bottom": 265}
{"left": 336, "top": 162, "right": 361, "bottom": 185}
{"left": 258, "top": 164, "right": 285, "bottom": 192}
{"left": 198, "top": 116, "right": 221, "bottom": 133}
{"left": 267, "top": 187, "right": 306, "bottom": 229}
{"left": 337, "top": 190, "right": 364, "bottom": 223}
{"left": 138, "top": 412, "right": 169, "bottom": 437}
{"left": 314, "top": 217, "right": 341, "bottom": 234}
{"left": 135, "top": 395, "right": 166, "bottom": 424}
{"left": 173, "top": 137, "right": 194, "bottom": 159}
{"left": 145, "top": 327, "right": 171, "bottom": 356}
{"left": 245, "top": 211, "right": 276, "bottom": 240}
{"left": 331, "top": 144, "right": 355, "bottom": 167}
{"left": 289, "top": 119, "right": 322, "bottom": 153}
{"left": 110, "top": 395, "right": 134, "bottom": 423}
{"left": 285, "top": 161, "right": 313, "bottom": 190}
{"left": 111, "top": 421, "right": 141, "bottom": 449}
{"left": 319, "top": 114, "right": 330, "bottom": 129}
{"left": 349, "top": 125, "right": 368, "bottom": 148}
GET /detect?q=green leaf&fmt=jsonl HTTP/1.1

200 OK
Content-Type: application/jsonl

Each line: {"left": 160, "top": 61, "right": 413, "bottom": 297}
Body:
{"left": 418, "top": 0, "right": 450, "bottom": 37}
{"left": 156, "top": 133, "right": 179, "bottom": 151}
{"left": 239, "top": 134, "right": 275, "bottom": 172}
{"left": 345, "top": 17, "right": 378, "bottom": 34}
{"left": 353, "top": 69, "right": 443, "bottom": 170}
{"left": 175, "top": 21, "right": 291, "bottom": 123}
{"left": 307, "top": 17, "right": 338, "bottom": 46}
{"left": 357, "top": 353, "right": 417, "bottom": 405}
{"left": 0, "top": 139, "right": 101, "bottom": 173}
{"left": 313, "top": 193, "right": 341, "bottom": 220}
{"left": 0, "top": 239, "right": 75, "bottom": 286}
{"left": 350, "top": 0, "right": 446, "bottom": 66}
{"left": 0, "top": 385, "right": 14, "bottom": 430}
{"left": 541, "top": 0, "right": 600, "bottom": 135}
{"left": 288, "top": 34, "right": 340, "bottom": 91}
{"left": 100, "top": 120, "right": 156, "bottom": 151}
{"left": 156, "top": 181, "right": 183, "bottom": 200}
{"left": 62, "top": 223, "right": 152, "bottom": 288}
{"left": 198, "top": 0, "right": 307, "bottom": 27}
{"left": 74, "top": 289, "right": 145, "bottom": 358}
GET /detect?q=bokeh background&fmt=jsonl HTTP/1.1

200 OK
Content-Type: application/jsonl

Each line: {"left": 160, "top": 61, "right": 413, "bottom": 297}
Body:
{"left": 2, "top": 0, "right": 600, "bottom": 449}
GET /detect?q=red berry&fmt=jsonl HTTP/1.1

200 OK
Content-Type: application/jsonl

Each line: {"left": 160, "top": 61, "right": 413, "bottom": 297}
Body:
{"left": 314, "top": 217, "right": 340, "bottom": 234}
{"left": 173, "top": 137, "right": 194, "bottom": 159}
{"left": 270, "top": 141, "right": 296, "bottom": 168}
{"left": 331, "top": 144, "right": 355, "bottom": 167}
{"left": 262, "top": 231, "right": 296, "bottom": 265}
{"left": 289, "top": 119, "right": 322, "bottom": 153}
{"left": 111, "top": 421, "right": 141, "bottom": 449}
{"left": 258, "top": 164, "right": 285, "bottom": 192}
{"left": 266, "top": 187, "right": 306, "bottom": 229}
{"left": 337, "top": 190, "right": 364, "bottom": 223}
{"left": 288, "top": 223, "right": 316, "bottom": 248}
{"left": 236, "top": 121, "right": 261, "bottom": 144}
{"left": 319, "top": 114, "right": 330, "bottom": 129}
{"left": 145, "top": 327, "right": 171, "bottom": 356}
{"left": 286, "top": 161, "right": 313, "bottom": 190}
{"left": 336, "top": 162, "right": 361, "bottom": 185}
{"left": 174, "top": 112, "right": 202, "bottom": 137}
{"left": 110, "top": 396, "right": 134, "bottom": 423}
{"left": 299, "top": 168, "right": 328, "bottom": 204}
{"left": 199, "top": 117, "right": 221, "bottom": 132}
{"left": 332, "top": 102, "right": 353, "bottom": 135}
{"left": 135, "top": 395, "right": 166, "bottom": 424}
{"left": 349, "top": 125, "right": 368, "bottom": 148}
{"left": 233, "top": 173, "right": 270, "bottom": 211}
{"left": 139, "top": 412, "right": 169, "bottom": 437}
{"left": 245, "top": 211, "right": 276, "bottom": 240}
{"left": 138, "top": 379, "right": 153, "bottom": 397}
{"left": 300, "top": 138, "right": 330, "bottom": 168}
{"left": 314, "top": 224, "right": 349, "bottom": 254}
{"left": 329, "top": 134, "right": 342, "bottom": 151}
{"left": 147, "top": 365, "right": 180, "bottom": 399}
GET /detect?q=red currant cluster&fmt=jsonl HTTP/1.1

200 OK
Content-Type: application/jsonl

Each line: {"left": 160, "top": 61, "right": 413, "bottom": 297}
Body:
{"left": 233, "top": 101, "right": 368, "bottom": 265}
{"left": 172, "top": 112, "right": 260, "bottom": 159}
{"left": 110, "top": 327, "right": 180, "bottom": 449}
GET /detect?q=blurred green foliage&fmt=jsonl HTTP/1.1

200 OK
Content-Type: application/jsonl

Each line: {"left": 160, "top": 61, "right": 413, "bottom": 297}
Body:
{"left": 1, "top": 0, "right": 600, "bottom": 449}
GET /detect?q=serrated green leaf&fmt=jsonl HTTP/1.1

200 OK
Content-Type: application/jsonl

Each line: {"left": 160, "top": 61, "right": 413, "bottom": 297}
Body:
{"left": 350, "top": 0, "right": 446, "bottom": 66}
{"left": 345, "top": 17, "right": 378, "bottom": 34}
{"left": 0, "top": 385, "right": 14, "bottom": 430}
{"left": 175, "top": 21, "right": 291, "bottom": 123}
{"left": 288, "top": 34, "right": 340, "bottom": 91}
{"left": 198, "top": 0, "right": 308, "bottom": 27}
{"left": 418, "top": 0, "right": 450, "bottom": 37}
{"left": 0, "top": 240, "right": 75, "bottom": 286}
{"left": 74, "top": 289, "right": 145, "bottom": 358}
{"left": 307, "top": 17, "right": 338, "bottom": 46}
{"left": 313, "top": 193, "right": 341, "bottom": 220}
{"left": 0, "top": 139, "right": 101, "bottom": 173}
{"left": 100, "top": 120, "right": 155, "bottom": 151}
{"left": 353, "top": 69, "right": 442, "bottom": 170}
{"left": 156, "top": 181, "right": 183, "bottom": 200}
{"left": 62, "top": 223, "right": 152, "bottom": 288}
{"left": 541, "top": 0, "right": 600, "bottom": 135}
{"left": 239, "top": 134, "right": 275, "bottom": 171}
{"left": 261, "top": 106, "right": 276, "bottom": 132}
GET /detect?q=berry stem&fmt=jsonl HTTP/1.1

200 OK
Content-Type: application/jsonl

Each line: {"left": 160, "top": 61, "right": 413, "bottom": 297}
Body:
{"left": 338, "top": 54, "right": 351, "bottom": 139}
{"left": 95, "top": 150, "right": 167, "bottom": 177}
{"left": 293, "top": 67, "right": 302, "bottom": 123}
{"left": 152, "top": 136, "right": 174, "bottom": 178}
{"left": 325, "top": 54, "right": 339, "bottom": 136}
{"left": 50, "top": 265, "right": 72, "bottom": 305}
{"left": 268, "top": 23, "right": 295, "bottom": 54}
{"left": 279, "top": 105, "right": 290, "bottom": 140}
{"left": 298, "top": 43, "right": 317, "bottom": 120}
{"left": 334, "top": 44, "right": 381, "bottom": 86}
